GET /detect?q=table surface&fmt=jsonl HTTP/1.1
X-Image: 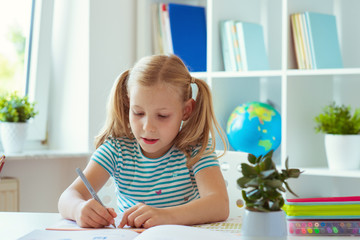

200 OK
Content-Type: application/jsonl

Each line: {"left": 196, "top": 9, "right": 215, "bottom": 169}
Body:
{"left": 0, "top": 212, "right": 359, "bottom": 240}
{"left": 0, "top": 212, "right": 62, "bottom": 240}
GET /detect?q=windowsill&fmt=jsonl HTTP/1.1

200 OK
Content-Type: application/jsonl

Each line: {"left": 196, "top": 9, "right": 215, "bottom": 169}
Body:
{"left": 2, "top": 150, "right": 91, "bottom": 161}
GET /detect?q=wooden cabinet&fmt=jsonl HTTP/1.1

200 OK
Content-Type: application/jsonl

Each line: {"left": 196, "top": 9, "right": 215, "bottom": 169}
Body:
{"left": 0, "top": 177, "right": 19, "bottom": 211}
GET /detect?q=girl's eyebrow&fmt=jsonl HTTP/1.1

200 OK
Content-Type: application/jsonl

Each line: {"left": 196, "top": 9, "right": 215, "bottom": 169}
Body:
{"left": 132, "top": 105, "right": 171, "bottom": 111}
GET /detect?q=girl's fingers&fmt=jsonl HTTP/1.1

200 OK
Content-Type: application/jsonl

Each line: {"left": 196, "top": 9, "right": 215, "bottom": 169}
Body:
{"left": 118, "top": 217, "right": 127, "bottom": 228}
{"left": 133, "top": 211, "right": 151, "bottom": 228}
{"left": 89, "top": 200, "right": 116, "bottom": 227}
{"left": 107, "top": 208, "right": 117, "bottom": 218}
{"left": 119, "top": 204, "right": 144, "bottom": 228}
{"left": 143, "top": 218, "right": 155, "bottom": 229}
{"left": 127, "top": 204, "right": 148, "bottom": 227}
{"left": 119, "top": 206, "right": 136, "bottom": 228}
{"left": 86, "top": 216, "right": 104, "bottom": 228}
{"left": 89, "top": 210, "right": 111, "bottom": 227}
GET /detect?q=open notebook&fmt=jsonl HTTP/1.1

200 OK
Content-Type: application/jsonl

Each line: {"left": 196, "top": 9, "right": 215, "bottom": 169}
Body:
{"left": 46, "top": 216, "right": 145, "bottom": 233}
{"left": 20, "top": 224, "right": 241, "bottom": 240}
{"left": 46, "top": 215, "right": 242, "bottom": 233}
{"left": 20, "top": 215, "right": 242, "bottom": 239}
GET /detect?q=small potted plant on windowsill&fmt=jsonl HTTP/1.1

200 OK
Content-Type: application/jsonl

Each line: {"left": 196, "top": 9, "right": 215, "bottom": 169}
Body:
{"left": 314, "top": 102, "right": 360, "bottom": 170}
{"left": 237, "top": 150, "right": 302, "bottom": 237}
{"left": 0, "top": 92, "right": 38, "bottom": 153}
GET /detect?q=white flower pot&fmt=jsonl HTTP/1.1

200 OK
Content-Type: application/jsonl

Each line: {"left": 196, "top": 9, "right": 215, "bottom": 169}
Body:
{"left": 241, "top": 209, "right": 287, "bottom": 237}
{"left": 325, "top": 134, "right": 360, "bottom": 170}
{"left": 0, "top": 122, "right": 28, "bottom": 153}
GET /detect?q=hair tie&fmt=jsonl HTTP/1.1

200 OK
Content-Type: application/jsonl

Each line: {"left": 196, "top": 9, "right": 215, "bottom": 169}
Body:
{"left": 190, "top": 76, "right": 196, "bottom": 84}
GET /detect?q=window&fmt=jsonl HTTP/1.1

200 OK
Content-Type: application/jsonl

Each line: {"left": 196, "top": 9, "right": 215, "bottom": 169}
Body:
{"left": 0, "top": 0, "right": 33, "bottom": 95}
{"left": 0, "top": 0, "right": 54, "bottom": 146}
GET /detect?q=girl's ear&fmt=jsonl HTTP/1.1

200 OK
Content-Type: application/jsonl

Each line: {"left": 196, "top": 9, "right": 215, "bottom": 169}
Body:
{"left": 183, "top": 98, "right": 195, "bottom": 121}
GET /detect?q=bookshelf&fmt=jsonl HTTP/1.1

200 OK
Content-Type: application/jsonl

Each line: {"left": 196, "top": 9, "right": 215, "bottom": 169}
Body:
{"left": 136, "top": 0, "right": 360, "bottom": 191}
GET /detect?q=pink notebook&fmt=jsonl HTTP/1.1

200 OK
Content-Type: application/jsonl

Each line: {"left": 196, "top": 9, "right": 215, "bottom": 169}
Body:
{"left": 287, "top": 196, "right": 360, "bottom": 203}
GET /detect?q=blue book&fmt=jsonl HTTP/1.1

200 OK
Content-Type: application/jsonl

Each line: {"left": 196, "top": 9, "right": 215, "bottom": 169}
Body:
{"left": 236, "top": 22, "right": 269, "bottom": 71}
{"left": 220, "top": 20, "right": 238, "bottom": 71}
{"left": 168, "top": 3, "right": 206, "bottom": 72}
{"left": 305, "top": 12, "right": 343, "bottom": 69}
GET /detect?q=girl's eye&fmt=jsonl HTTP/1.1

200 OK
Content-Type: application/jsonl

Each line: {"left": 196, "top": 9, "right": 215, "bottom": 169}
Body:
{"left": 133, "top": 111, "right": 144, "bottom": 116}
{"left": 158, "top": 114, "right": 168, "bottom": 118}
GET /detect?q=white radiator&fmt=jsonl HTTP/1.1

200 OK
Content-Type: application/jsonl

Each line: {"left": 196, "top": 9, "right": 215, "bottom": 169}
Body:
{"left": 0, "top": 177, "right": 19, "bottom": 211}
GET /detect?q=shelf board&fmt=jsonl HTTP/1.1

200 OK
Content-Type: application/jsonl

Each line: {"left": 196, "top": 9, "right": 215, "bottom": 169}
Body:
{"left": 210, "top": 70, "right": 282, "bottom": 78}
{"left": 287, "top": 68, "right": 360, "bottom": 76}
{"left": 190, "top": 72, "right": 208, "bottom": 79}
{"left": 301, "top": 167, "right": 360, "bottom": 178}
{"left": 191, "top": 68, "right": 360, "bottom": 79}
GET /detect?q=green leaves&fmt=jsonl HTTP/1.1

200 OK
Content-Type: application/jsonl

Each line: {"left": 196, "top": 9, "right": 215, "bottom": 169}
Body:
{"left": 314, "top": 102, "right": 360, "bottom": 134}
{"left": 237, "top": 150, "right": 302, "bottom": 212}
{"left": 241, "top": 163, "right": 257, "bottom": 177}
{"left": 248, "top": 154, "right": 257, "bottom": 164}
{"left": 0, "top": 92, "right": 38, "bottom": 122}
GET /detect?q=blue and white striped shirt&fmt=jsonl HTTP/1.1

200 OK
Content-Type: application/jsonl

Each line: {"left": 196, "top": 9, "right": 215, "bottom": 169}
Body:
{"left": 91, "top": 137, "right": 219, "bottom": 213}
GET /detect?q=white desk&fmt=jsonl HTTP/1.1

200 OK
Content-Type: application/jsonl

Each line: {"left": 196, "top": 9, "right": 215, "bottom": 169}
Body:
{"left": 0, "top": 212, "right": 62, "bottom": 240}
{"left": 0, "top": 212, "right": 359, "bottom": 240}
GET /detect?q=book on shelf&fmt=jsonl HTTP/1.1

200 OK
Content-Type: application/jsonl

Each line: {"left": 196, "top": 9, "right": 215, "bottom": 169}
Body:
{"left": 220, "top": 20, "right": 269, "bottom": 71}
{"left": 151, "top": 3, "right": 174, "bottom": 55}
{"left": 220, "top": 20, "right": 238, "bottom": 71}
{"left": 235, "top": 21, "right": 269, "bottom": 71}
{"left": 306, "top": 11, "right": 343, "bottom": 69}
{"left": 294, "top": 12, "right": 313, "bottom": 69}
{"left": 232, "top": 22, "right": 243, "bottom": 71}
{"left": 151, "top": 3, "right": 207, "bottom": 72}
{"left": 302, "top": 13, "right": 313, "bottom": 69}
{"left": 290, "top": 13, "right": 304, "bottom": 69}
{"left": 161, "top": 3, "right": 174, "bottom": 54}
{"left": 167, "top": 3, "right": 207, "bottom": 72}
{"left": 291, "top": 12, "right": 343, "bottom": 69}
{"left": 151, "top": 3, "right": 162, "bottom": 54}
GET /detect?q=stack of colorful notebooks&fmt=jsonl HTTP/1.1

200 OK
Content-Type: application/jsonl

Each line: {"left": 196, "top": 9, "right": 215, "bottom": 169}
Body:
{"left": 283, "top": 196, "right": 360, "bottom": 236}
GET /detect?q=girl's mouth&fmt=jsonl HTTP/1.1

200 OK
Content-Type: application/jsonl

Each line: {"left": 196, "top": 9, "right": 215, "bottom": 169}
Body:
{"left": 142, "top": 138, "right": 159, "bottom": 145}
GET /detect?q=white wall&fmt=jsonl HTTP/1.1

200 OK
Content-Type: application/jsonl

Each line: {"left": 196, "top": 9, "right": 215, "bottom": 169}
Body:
{"left": 48, "top": 0, "right": 136, "bottom": 152}
{"left": 49, "top": 0, "right": 89, "bottom": 151}
{"left": 2, "top": 0, "right": 137, "bottom": 212}
{"left": 88, "top": 0, "right": 136, "bottom": 151}
{"left": 3, "top": 155, "right": 88, "bottom": 212}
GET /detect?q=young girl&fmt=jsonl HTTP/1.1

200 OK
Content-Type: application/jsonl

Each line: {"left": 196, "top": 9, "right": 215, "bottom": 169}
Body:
{"left": 58, "top": 54, "right": 229, "bottom": 229}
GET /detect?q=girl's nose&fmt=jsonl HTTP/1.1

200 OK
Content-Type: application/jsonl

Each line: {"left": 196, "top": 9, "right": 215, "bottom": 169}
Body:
{"left": 143, "top": 117, "right": 156, "bottom": 132}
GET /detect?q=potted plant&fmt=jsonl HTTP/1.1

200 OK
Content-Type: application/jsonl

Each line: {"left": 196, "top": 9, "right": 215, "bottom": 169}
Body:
{"left": 0, "top": 92, "right": 38, "bottom": 153}
{"left": 237, "top": 150, "right": 302, "bottom": 237}
{"left": 314, "top": 102, "right": 360, "bottom": 170}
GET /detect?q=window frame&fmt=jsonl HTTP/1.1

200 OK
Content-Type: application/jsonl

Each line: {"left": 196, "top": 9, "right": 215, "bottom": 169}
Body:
{"left": 26, "top": 0, "right": 54, "bottom": 142}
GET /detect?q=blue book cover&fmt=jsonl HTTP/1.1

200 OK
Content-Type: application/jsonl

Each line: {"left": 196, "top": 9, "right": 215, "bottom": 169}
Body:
{"left": 236, "top": 22, "right": 269, "bottom": 71}
{"left": 220, "top": 20, "right": 237, "bottom": 71}
{"left": 305, "top": 12, "right": 343, "bottom": 69}
{"left": 168, "top": 3, "right": 206, "bottom": 72}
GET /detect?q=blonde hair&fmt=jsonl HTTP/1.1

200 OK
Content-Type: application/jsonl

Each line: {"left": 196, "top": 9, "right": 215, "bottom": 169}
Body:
{"left": 95, "top": 54, "right": 227, "bottom": 167}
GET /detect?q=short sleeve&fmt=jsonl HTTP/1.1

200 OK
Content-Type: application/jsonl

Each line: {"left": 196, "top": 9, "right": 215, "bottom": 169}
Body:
{"left": 91, "top": 138, "right": 119, "bottom": 177}
{"left": 191, "top": 149, "right": 219, "bottom": 175}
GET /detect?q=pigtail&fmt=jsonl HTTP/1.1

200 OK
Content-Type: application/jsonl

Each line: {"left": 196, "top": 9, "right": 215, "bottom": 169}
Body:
{"left": 176, "top": 77, "right": 228, "bottom": 168}
{"left": 94, "top": 70, "right": 132, "bottom": 149}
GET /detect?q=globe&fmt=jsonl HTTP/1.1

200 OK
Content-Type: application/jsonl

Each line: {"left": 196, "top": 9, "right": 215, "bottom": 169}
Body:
{"left": 226, "top": 101, "right": 281, "bottom": 157}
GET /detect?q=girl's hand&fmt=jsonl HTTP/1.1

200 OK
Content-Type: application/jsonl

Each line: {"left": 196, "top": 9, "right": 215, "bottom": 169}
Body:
{"left": 119, "top": 203, "right": 171, "bottom": 229}
{"left": 75, "top": 199, "right": 117, "bottom": 228}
